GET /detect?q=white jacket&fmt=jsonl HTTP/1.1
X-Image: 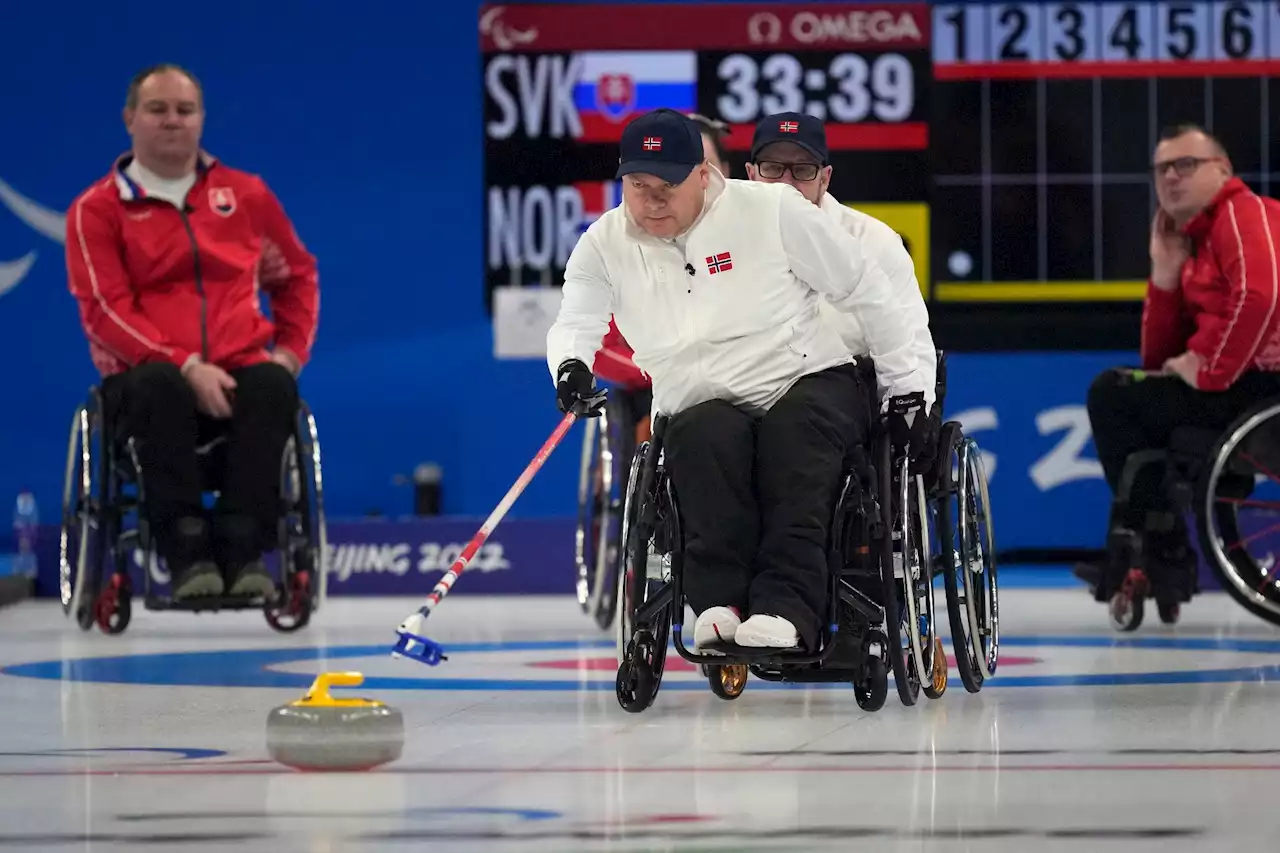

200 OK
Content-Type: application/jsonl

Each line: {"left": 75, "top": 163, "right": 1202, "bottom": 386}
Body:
{"left": 546, "top": 168, "right": 929, "bottom": 418}
{"left": 816, "top": 193, "right": 938, "bottom": 405}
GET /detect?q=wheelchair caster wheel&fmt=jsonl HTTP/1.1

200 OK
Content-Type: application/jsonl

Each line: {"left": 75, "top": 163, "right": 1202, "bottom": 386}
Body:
{"left": 1157, "top": 600, "right": 1181, "bottom": 625}
{"left": 94, "top": 575, "right": 131, "bottom": 635}
{"left": 616, "top": 658, "right": 656, "bottom": 713}
{"left": 707, "top": 664, "right": 748, "bottom": 700}
{"left": 854, "top": 656, "right": 888, "bottom": 712}
{"left": 923, "top": 636, "right": 948, "bottom": 699}
{"left": 265, "top": 570, "right": 313, "bottom": 633}
{"left": 1109, "top": 568, "right": 1147, "bottom": 632}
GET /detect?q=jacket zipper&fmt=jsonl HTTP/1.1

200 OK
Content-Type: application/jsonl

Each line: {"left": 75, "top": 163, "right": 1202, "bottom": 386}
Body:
{"left": 178, "top": 209, "right": 208, "bottom": 361}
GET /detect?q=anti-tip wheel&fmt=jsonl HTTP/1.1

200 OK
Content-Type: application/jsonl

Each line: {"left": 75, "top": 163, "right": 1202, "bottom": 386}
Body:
{"left": 707, "top": 663, "right": 748, "bottom": 700}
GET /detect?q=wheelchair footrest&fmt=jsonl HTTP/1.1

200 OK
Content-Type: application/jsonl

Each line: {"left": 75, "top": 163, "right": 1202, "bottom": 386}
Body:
{"left": 144, "top": 593, "right": 269, "bottom": 613}
{"left": 693, "top": 641, "right": 821, "bottom": 669}
{"left": 750, "top": 666, "right": 862, "bottom": 684}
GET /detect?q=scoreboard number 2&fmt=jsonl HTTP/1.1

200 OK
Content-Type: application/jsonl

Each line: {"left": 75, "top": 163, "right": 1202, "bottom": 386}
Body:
{"left": 934, "top": 2, "right": 1270, "bottom": 65}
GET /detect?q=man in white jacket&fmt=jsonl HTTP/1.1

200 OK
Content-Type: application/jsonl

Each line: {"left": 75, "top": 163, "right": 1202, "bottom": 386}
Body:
{"left": 547, "top": 109, "right": 932, "bottom": 653}
{"left": 746, "top": 112, "right": 939, "bottom": 435}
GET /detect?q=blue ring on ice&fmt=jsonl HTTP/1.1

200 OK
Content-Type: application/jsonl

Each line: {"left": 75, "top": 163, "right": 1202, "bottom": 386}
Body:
{"left": 4, "top": 635, "right": 1280, "bottom": 690}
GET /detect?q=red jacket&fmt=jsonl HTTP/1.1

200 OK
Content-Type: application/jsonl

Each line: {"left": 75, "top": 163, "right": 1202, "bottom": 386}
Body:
{"left": 1142, "top": 177, "right": 1280, "bottom": 391}
{"left": 592, "top": 319, "right": 649, "bottom": 390}
{"left": 66, "top": 153, "right": 319, "bottom": 377}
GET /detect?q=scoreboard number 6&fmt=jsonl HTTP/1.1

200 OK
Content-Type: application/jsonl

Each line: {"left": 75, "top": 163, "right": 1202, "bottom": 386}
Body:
{"left": 716, "top": 53, "right": 914, "bottom": 124}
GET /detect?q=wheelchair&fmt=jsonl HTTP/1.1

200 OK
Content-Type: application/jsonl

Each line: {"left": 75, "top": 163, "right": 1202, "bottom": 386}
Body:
{"left": 611, "top": 402, "right": 951, "bottom": 714}
{"left": 57, "top": 384, "right": 328, "bottom": 635}
{"left": 1097, "top": 395, "right": 1280, "bottom": 631}
{"left": 573, "top": 392, "right": 638, "bottom": 631}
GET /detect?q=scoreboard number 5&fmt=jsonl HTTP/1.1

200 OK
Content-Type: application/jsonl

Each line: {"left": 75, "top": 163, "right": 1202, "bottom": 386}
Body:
{"left": 934, "top": 2, "right": 1267, "bottom": 64}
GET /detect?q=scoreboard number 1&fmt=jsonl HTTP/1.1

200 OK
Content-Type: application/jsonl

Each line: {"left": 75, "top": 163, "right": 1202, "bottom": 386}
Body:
{"left": 934, "top": 2, "right": 1272, "bottom": 64}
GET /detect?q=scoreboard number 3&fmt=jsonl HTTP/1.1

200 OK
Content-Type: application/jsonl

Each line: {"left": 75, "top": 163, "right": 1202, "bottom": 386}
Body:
{"left": 934, "top": 2, "right": 1270, "bottom": 64}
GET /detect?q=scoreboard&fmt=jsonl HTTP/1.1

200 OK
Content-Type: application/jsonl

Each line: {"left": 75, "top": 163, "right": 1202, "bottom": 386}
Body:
{"left": 932, "top": 1, "right": 1280, "bottom": 308}
{"left": 481, "top": 2, "right": 1280, "bottom": 350}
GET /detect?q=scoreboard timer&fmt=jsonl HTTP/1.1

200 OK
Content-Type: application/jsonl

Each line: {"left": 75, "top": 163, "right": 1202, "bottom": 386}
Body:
{"left": 482, "top": 2, "right": 1280, "bottom": 350}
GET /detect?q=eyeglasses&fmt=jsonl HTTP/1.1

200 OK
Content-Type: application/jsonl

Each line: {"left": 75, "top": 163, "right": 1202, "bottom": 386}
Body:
{"left": 756, "top": 161, "right": 821, "bottom": 182}
{"left": 1151, "top": 156, "right": 1222, "bottom": 179}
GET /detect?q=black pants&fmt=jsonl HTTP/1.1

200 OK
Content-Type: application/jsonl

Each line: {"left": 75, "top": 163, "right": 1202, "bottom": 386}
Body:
{"left": 1088, "top": 367, "right": 1280, "bottom": 529}
{"left": 105, "top": 361, "right": 299, "bottom": 565}
{"left": 664, "top": 363, "right": 866, "bottom": 650}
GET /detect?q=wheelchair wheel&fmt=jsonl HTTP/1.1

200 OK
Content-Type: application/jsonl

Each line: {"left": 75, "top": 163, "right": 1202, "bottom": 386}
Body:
{"left": 899, "top": 455, "right": 945, "bottom": 701}
{"left": 936, "top": 423, "right": 983, "bottom": 693}
{"left": 615, "top": 440, "right": 673, "bottom": 713}
{"left": 957, "top": 438, "right": 1000, "bottom": 678}
{"left": 706, "top": 663, "right": 748, "bottom": 700}
{"left": 1196, "top": 398, "right": 1280, "bottom": 628}
{"left": 60, "top": 400, "right": 107, "bottom": 631}
{"left": 875, "top": 436, "right": 918, "bottom": 707}
{"left": 575, "top": 399, "right": 630, "bottom": 631}
{"left": 270, "top": 405, "right": 326, "bottom": 631}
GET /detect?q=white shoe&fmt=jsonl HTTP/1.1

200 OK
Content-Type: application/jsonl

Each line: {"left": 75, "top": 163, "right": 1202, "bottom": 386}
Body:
{"left": 693, "top": 606, "right": 741, "bottom": 649}
{"left": 735, "top": 614, "right": 799, "bottom": 648}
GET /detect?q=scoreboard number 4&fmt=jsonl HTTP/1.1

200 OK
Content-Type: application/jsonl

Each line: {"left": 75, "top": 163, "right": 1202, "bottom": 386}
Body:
{"left": 935, "top": 2, "right": 1272, "bottom": 64}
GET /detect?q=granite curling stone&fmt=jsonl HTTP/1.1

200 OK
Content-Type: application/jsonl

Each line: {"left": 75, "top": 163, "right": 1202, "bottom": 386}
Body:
{"left": 266, "top": 672, "right": 404, "bottom": 771}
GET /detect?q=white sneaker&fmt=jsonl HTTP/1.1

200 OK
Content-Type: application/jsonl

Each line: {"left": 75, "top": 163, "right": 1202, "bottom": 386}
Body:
{"left": 735, "top": 614, "right": 799, "bottom": 648}
{"left": 693, "top": 606, "right": 741, "bottom": 649}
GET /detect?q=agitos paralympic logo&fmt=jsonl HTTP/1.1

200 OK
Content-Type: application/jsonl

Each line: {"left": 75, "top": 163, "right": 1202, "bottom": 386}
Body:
{"left": 0, "top": 176, "right": 66, "bottom": 299}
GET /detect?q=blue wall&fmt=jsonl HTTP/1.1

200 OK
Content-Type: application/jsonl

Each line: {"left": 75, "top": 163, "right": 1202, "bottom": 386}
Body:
{"left": 0, "top": 1, "right": 1118, "bottom": 553}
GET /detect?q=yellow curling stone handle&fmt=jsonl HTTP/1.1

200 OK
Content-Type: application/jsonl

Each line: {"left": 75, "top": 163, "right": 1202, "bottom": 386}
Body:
{"left": 292, "top": 671, "right": 385, "bottom": 708}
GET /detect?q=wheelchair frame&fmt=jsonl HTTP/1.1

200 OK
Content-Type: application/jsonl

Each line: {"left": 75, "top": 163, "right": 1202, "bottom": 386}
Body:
{"left": 58, "top": 385, "right": 328, "bottom": 635}
{"left": 611, "top": 411, "right": 953, "bottom": 713}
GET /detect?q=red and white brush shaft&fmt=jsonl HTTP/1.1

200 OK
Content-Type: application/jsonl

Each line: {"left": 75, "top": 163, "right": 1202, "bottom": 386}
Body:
{"left": 420, "top": 410, "right": 579, "bottom": 612}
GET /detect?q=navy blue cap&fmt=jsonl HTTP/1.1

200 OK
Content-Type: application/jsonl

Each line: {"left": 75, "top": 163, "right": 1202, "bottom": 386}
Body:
{"left": 750, "top": 112, "right": 829, "bottom": 164}
{"left": 616, "top": 108, "right": 705, "bottom": 184}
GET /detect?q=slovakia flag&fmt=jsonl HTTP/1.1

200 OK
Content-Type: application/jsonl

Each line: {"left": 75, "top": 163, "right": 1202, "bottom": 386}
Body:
{"left": 573, "top": 51, "right": 696, "bottom": 143}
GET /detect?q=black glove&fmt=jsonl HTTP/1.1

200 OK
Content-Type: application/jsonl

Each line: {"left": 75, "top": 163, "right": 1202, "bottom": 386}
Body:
{"left": 886, "top": 391, "right": 937, "bottom": 475}
{"left": 555, "top": 359, "right": 604, "bottom": 416}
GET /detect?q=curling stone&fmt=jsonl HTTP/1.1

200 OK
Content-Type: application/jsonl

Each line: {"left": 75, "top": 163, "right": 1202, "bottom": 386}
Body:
{"left": 266, "top": 671, "right": 404, "bottom": 771}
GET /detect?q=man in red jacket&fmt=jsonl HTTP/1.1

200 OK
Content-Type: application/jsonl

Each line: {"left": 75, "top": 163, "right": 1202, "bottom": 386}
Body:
{"left": 65, "top": 64, "right": 319, "bottom": 601}
{"left": 1081, "top": 124, "right": 1280, "bottom": 598}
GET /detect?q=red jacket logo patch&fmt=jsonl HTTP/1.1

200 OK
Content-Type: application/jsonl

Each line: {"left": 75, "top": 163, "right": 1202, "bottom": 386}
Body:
{"left": 209, "top": 187, "right": 236, "bottom": 217}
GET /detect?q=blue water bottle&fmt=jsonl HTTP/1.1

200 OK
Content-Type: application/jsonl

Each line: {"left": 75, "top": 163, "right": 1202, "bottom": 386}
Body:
{"left": 12, "top": 490, "right": 38, "bottom": 579}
